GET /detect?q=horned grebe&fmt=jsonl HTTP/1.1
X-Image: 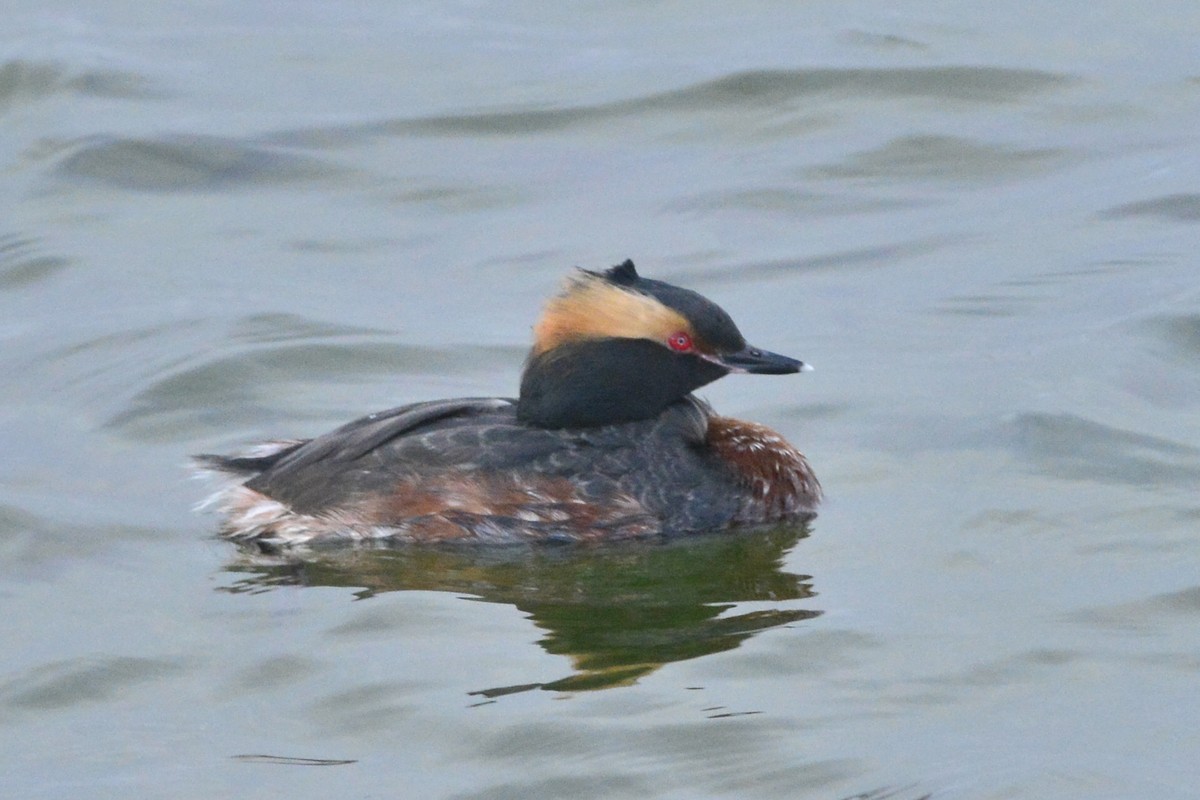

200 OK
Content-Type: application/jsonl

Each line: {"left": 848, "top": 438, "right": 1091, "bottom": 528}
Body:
{"left": 195, "top": 260, "right": 820, "bottom": 546}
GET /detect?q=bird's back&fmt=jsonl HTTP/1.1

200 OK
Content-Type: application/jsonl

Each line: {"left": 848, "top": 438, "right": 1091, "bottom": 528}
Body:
{"left": 200, "top": 396, "right": 754, "bottom": 545}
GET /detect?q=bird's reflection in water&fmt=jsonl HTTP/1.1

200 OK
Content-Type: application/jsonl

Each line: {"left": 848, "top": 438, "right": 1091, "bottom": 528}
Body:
{"left": 221, "top": 523, "right": 819, "bottom": 695}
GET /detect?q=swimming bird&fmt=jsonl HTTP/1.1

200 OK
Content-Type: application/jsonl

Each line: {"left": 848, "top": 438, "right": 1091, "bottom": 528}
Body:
{"left": 195, "top": 260, "right": 820, "bottom": 546}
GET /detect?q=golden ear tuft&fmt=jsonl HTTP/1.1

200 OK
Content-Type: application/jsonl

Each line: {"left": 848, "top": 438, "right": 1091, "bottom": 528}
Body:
{"left": 532, "top": 271, "right": 691, "bottom": 355}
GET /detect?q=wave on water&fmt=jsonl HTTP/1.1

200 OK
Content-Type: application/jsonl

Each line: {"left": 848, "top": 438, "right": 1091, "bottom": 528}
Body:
{"left": 266, "top": 66, "right": 1073, "bottom": 147}
{"left": 0, "top": 234, "right": 71, "bottom": 289}
{"left": 57, "top": 134, "right": 347, "bottom": 192}
{"left": 1099, "top": 193, "right": 1200, "bottom": 222}
{"left": 0, "top": 58, "right": 162, "bottom": 111}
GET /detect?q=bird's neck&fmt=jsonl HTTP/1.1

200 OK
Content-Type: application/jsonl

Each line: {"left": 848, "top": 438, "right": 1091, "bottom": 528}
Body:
{"left": 516, "top": 339, "right": 726, "bottom": 429}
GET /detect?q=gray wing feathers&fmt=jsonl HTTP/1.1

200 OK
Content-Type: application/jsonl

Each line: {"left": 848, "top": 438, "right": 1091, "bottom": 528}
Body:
{"left": 271, "top": 397, "right": 515, "bottom": 469}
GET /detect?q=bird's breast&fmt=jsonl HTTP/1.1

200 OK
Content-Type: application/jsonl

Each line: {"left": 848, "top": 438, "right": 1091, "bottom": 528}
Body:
{"left": 704, "top": 415, "right": 821, "bottom": 522}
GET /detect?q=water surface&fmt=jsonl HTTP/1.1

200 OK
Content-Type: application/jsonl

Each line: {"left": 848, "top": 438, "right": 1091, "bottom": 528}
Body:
{"left": 3, "top": 2, "right": 1199, "bottom": 798}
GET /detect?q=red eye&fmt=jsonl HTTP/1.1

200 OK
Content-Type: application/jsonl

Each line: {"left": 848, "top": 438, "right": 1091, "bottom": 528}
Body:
{"left": 668, "top": 331, "right": 693, "bottom": 352}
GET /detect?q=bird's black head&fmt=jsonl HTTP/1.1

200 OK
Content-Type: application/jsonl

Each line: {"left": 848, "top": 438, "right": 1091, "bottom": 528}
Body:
{"left": 516, "top": 260, "right": 808, "bottom": 428}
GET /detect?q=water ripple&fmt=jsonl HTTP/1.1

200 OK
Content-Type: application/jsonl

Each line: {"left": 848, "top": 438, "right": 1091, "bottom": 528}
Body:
{"left": 0, "top": 58, "right": 162, "bottom": 111}
{"left": 1142, "top": 313, "right": 1200, "bottom": 363}
{"left": 1010, "top": 413, "right": 1200, "bottom": 487}
{"left": 57, "top": 134, "right": 346, "bottom": 191}
{"left": 666, "top": 188, "right": 922, "bottom": 217}
{"left": 0, "top": 656, "right": 186, "bottom": 711}
{"left": 1099, "top": 193, "right": 1200, "bottom": 222}
{"left": 106, "top": 337, "right": 518, "bottom": 440}
{"left": 0, "top": 503, "right": 161, "bottom": 574}
{"left": 224, "top": 313, "right": 389, "bottom": 345}
{"left": 0, "top": 234, "right": 71, "bottom": 288}
{"left": 1070, "top": 585, "right": 1200, "bottom": 632}
{"left": 808, "top": 135, "right": 1068, "bottom": 182}
{"left": 268, "top": 66, "right": 1070, "bottom": 146}
{"left": 682, "top": 235, "right": 963, "bottom": 282}
{"left": 664, "top": 66, "right": 1069, "bottom": 105}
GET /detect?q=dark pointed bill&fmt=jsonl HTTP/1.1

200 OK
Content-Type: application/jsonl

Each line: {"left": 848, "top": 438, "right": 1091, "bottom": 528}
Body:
{"left": 716, "top": 345, "right": 811, "bottom": 375}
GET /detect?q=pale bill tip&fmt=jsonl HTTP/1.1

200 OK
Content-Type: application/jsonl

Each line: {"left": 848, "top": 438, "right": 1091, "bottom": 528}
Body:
{"left": 800, "top": 362, "right": 814, "bottom": 373}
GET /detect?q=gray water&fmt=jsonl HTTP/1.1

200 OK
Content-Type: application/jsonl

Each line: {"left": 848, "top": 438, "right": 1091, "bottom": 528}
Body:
{"left": 3, "top": 2, "right": 1199, "bottom": 798}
